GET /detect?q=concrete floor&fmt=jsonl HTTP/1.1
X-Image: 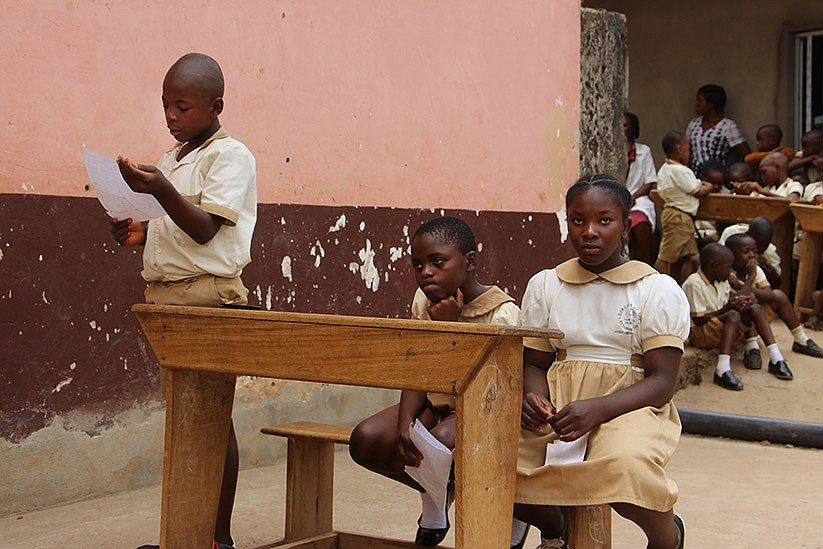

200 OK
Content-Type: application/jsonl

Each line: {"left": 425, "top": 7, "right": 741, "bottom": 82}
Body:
{"left": 3, "top": 433, "right": 822, "bottom": 549}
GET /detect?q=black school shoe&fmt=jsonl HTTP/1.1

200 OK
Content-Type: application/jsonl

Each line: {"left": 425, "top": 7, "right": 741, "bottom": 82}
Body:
{"left": 674, "top": 514, "right": 685, "bottom": 549}
{"left": 414, "top": 479, "right": 455, "bottom": 547}
{"left": 768, "top": 360, "right": 793, "bottom": 380}
{"left": 713, "top": 370, "right": 744, "bottom": 390}
{"left": 743, "top": 348, "right": 762, "bottom": 369}
{"left": 792, "top": 339, "right": 823, "bottom": 358}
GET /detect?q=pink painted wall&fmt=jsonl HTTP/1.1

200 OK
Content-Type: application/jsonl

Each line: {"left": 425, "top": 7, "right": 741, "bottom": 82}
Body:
{"left": 1, "top": 1, "right": 579, "bottom": 213}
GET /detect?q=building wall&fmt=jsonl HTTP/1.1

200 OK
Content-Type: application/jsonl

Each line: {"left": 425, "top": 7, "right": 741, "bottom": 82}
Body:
{"left": 586, "top": 0, "right": 823, "bottom": 167}
{"left": 0, "top": 1, "right": 580, "bottom": 514}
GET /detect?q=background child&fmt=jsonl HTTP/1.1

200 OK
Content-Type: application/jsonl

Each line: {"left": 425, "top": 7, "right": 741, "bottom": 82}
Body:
{"left": 111, "top": 53, "right": 257, "bottom": 549}
{"left": 623, "top": 111, "right": 658, "bottom": 266}
{"left": 682, "top": 244, "right": 769, "bottom": 390}
{"left": 789, "top": 129, "right": 823, "bottom": 184}
{"left": 516, "top": 174, "right": 687, "bottom": 549}
{"left": 348, "top": 216, "right": 519, "bottom": 548}
{"left": 655, "top": 130, "right": 714, "bottom": 279}
{"left": 735, "top": 152, "right": 802, "bottom": 200}
{"left": 744, "top": 124, "right": 794, "bottom": 173}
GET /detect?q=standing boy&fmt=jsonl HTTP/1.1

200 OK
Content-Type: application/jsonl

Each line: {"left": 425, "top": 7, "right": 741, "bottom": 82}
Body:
{"left": 112, "top": 53, "right": 256, "bottom": 549}
{"left": 654, "top": 130, "right": 714, "bottom": 279}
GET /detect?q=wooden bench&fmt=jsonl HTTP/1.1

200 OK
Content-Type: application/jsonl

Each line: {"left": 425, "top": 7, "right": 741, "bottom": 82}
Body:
{"left": 262, "top": 421, "right": 612, "bottom": 548}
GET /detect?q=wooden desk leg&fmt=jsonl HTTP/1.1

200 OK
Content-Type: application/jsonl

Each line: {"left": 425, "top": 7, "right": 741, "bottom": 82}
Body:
{"left": 160, "top": 369, "right": 236, "bottom": 549}
{"left": 568, "top": 505, "right": 612, "bottom": 549}
{"left": 284, "top": 438, "right": 335, "bottom": 541}
{"left": 794, "top": 232, "right": 823, "bottom": 313}
{"left": 454, "top": 337, "right": 521, "bottom": 549}
{"left": 773, "top": 214, "right": 794, "bottom": 295}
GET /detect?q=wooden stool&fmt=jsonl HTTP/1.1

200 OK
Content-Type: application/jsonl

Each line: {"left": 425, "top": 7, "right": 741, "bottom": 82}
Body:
{"left": 262, "top": 421, "right": 612, "bottom": 548}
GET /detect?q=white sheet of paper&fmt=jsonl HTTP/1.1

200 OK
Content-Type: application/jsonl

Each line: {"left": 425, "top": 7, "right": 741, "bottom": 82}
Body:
{"left": 404, "top": 419, "right": 453, "bottom": 511}
{"left": 83, "top": 146, "right": 166, "bottom": 221}
{"left": 544, "top": 433, "right": 589, "bottom": 466}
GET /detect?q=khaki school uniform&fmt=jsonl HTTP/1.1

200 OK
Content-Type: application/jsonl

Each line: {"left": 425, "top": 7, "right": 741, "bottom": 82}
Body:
{"left": 411, "top": 286, "right": 519, "bottom": 410}
{"left": 657, "top": 160, "right": 702, "bottom": 263}
{"left": 682, "top": 269, "right": 746, "bottom": 348}
{"left": 516, "top": 259, "right": 689, "bottom": 512}
{"left": 142, "top": 127, "right": 257, "bottom": 306}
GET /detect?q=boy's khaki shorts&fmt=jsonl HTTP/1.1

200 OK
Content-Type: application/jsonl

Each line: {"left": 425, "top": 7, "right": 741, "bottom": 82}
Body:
{"left": 689, "top": 317, "right": 747, "bottom": 349}
{"left": 658, "top": 207, "right": 697, "bottom": 263}
{"left": 144, "top": 275, "right": 248, "bottom": 392}
{"left": 145, "top": 275, "right": 248, "bottom": 307}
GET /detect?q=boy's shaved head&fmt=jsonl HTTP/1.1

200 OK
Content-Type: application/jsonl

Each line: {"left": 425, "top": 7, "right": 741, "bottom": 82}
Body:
{"left": 758, "top": 124, "right": 783, "bottom": 143}
{"left": 661, "top": 130, "right": 687, "bottom": 156}
{"left": 727, "top": 162, "right": 753, "bottom": 182}
{"left": 725, "top": 232, "right": 755, "bottom": 252}
{"left": 699, "top": 243, "right": 733, "bottom": 271}
{"left": 413, "top": 216, "right": 477, "bottom": 254}
{"left": 805, "top": 129, "right": 823, "bottom": 145}
{"left": 166, "top": 53, "right": 224, "bottom": 100}
{"left": 760, "top": 151, "right": 789, "bottom": 171}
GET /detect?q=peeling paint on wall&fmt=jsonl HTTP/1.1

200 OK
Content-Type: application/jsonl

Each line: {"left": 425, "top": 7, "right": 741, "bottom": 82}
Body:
{"left": 281, "top": 256, "right": 293, "bottom": 282}
{"left": 556, "top": 210, "right": 568, "bottom": 243}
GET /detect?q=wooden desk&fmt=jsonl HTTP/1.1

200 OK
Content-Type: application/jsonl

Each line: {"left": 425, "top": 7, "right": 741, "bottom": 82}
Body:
{"left": 650, "top": 191, "right": 794, "bottom": 292}
{"left": 790, "top": 203, "right": 823, "bottom": 315}
{"left": 133, "top": 304, "right": 562, "bottom": 549}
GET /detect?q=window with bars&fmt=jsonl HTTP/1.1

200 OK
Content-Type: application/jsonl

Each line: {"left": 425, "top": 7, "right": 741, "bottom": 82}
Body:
{"left": 795, "top": 30, "right": 823, "bottom": 142}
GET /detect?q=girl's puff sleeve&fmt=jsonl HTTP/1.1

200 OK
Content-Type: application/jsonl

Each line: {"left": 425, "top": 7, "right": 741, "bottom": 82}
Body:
{"left": 639, "top": 274, "right": 690, "bottom": 353}
{"left": 519, "top": 270, "right": 555, "bottom": 353}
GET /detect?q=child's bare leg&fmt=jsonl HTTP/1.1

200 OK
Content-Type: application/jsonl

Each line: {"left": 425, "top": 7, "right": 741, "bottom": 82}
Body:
{"left": 654, "top": 258, "right": 671, "bottom": 276}
{"left": 745, "top": 304, "right": 776, "bottom": 346}
{"left": 747, "top": 304, "right": 793, "bottom": 379}
{"left": 611, "top": 503, "right": 680, "bottom": 549}
{"left": 629, "top": 223, "right": 655, "bottom": 266}
{"left": 349, "top": 403, "right": 437, "bottom": 491}
{"left": 215, "top": 421, "right": 238, "bottom": 546}
{"left": 766, "top": 289, "right": 823, "bottom": 356}
{"left": 513, "top": 503, "right": 565, "bottom": 540}
{"left": 716, "top": 310, "right": 740, "bottom": 356}
{"left": 804, "top": 290, "right": 823, "bottom": 329}
{"left": 429, "top": 413, "right": 455, "bottom": 451}
{"left": 678, "top": 255, "right": 696, "bottom": 283}
{"left": 713, "top": 311, "right": 744, "bottom": 390}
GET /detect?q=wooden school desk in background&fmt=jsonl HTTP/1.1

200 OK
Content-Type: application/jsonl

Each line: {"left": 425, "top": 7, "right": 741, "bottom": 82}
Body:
{"left": 134, "top": 304, "right": 582, "bottom": 549}
{"left": 651, "top": 191, "right": 794, "bottom": 293}
{"left": 790, "top": 203, "right": 823, "bottom": 316}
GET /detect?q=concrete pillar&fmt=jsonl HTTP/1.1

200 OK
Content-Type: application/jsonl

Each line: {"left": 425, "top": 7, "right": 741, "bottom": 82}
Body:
{"left": 580, "top": 7, "right": 628, "bottom": 180}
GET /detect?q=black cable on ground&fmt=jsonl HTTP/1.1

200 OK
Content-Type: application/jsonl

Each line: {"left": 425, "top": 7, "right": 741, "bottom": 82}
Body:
{"left": 678, "top": 408, "right": 823, "bottom": 449}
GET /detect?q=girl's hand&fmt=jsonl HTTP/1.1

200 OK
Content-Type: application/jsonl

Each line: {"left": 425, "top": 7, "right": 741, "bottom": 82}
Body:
{"left": 395, "top": 424, "right": 423, "bottom": 467}
{"left": 548, "top": 399, "right": 607, "bottom": 442}
{"left": 427, "top": 290, "right": 464, "bottom": 321}
{"left": 521, "top": 392, "right": 554, "bottom": 431}
{"left": 110, "top": 217, "right": 147, "bottom": 247}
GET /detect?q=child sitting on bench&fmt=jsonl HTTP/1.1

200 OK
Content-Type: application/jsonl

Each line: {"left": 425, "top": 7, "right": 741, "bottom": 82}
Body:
{"left": 516, "top": 174, "right": 687, "bottom": 549}
{"left": 349, "top": 216, "right": 519, "bottom": 547}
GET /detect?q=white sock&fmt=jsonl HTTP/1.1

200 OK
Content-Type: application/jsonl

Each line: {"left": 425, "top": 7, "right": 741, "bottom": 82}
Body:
{"left": 511, "top": 518, "right": 528, "bottom": 546}
{"left": 791, "top": 325, "right": 809, "bottom": 345}
{"left": 767, "top": 343, "right": 785, "bottom": 363}
{"left": 420, "top": 491, "right": 447, "bottom": 530}
{"left": 745, "top": 337, "right": 759, "bottom": 351}
{"left": 715, "top": 354, "right": 731, "bottom": 375}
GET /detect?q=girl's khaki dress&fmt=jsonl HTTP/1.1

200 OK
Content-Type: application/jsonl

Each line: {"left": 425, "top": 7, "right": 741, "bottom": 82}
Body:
{"left": 516, "top": 259, "right": 690, "bottom": 512}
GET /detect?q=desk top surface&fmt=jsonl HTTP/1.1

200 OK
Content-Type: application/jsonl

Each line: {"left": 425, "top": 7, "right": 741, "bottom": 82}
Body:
{"left": 132, "top": 303, "right": 563, "bottom": 339}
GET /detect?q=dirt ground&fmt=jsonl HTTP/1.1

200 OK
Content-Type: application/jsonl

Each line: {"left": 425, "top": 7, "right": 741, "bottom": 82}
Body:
{"left": 3, "top": 435, "right": 822, "bottom": 549}
{"left": 676, "top": 320, "right": 823, "bottom": 423}
{"left": 4, "top": 319, "right": 823, "bottom": 548}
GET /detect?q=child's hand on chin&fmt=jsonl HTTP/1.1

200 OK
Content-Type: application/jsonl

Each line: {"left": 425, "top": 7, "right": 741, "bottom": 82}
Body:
{"left": 427, "top": 290, "right": 464, "bottom": 321}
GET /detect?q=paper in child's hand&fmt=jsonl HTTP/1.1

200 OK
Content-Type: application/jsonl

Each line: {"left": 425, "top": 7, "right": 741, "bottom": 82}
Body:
{"left": 83, "top": 146, "right": 166, "bottom": 221}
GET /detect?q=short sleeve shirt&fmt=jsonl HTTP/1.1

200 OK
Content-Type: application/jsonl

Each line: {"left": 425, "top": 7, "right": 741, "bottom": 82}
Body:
{"left": 142, "top": 128, "right": 258, "bottom": 281}
{"left": 626, "top": 142, "right": 658, "bottom": 225}
{"left": 686, "top": 116, "right": 747, "bottom": 173}
{"left": 681, "top": 269, "right": 730, "bottom": 320}
{"left": 520, "top": 259, "right": 689, "bottom": 364}
{"left": 755, "top": 177, "right": 802, "bottom": 199}
{"left": 410, "top": 286, "right": 519, "bottom": 326}
{"left": 657, "top": 160, "right": 701, "bottom": 215}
